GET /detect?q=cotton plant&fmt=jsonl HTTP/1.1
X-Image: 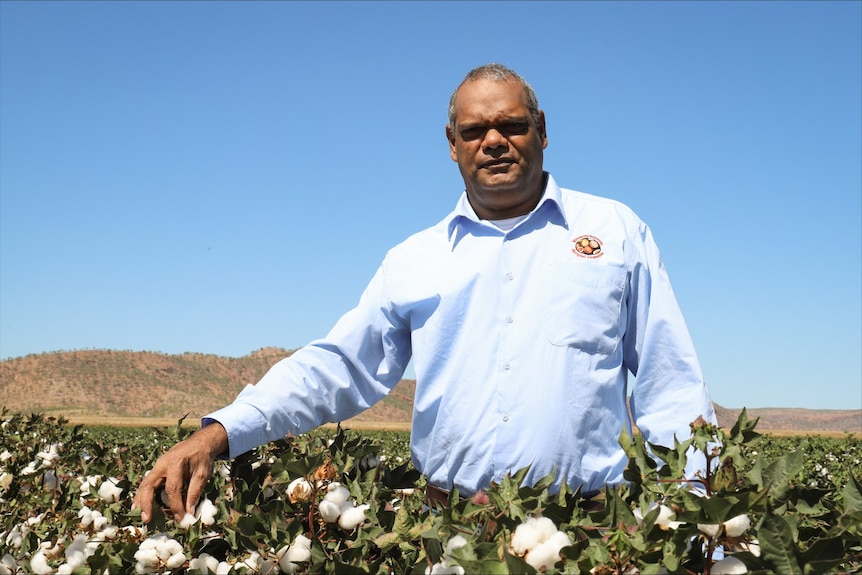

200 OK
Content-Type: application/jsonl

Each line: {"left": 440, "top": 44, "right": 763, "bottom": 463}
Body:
{"left": 425, "top": 535, "right": 467, "bottom": 575}
{"left": 317, "top": 482, "right": 370, "bottom": 530}
{"left": 133, "top": 534, "right": 187, "bottom": 573}
{"left": 509, "top": 515, "right": 572, "bottom": 572}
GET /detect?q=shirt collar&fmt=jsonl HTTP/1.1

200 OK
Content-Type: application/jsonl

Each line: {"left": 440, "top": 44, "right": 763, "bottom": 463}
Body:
{"left": 446, "top": 172, "right": 568, "bottom": 244}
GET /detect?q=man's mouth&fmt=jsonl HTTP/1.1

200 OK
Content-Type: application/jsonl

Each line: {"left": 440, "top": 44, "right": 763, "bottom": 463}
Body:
{"left": 480, "top": 159, "right": 515, "bottom": 170}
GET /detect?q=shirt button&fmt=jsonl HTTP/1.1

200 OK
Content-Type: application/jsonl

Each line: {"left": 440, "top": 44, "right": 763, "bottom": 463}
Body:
{"left": 505, "top": 316, "right": 513, "bottom": 323}
{"left": 506, "top": 272, "right": 514, "bottom": 281}
{"left": 502, "top": 413, "right": 510, "bottom": 422}
{"left": 503, "top": 363, "right": 511, "bottom": 370}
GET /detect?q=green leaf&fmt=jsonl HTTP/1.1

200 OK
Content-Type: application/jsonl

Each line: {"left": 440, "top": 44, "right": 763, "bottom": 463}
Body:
{"left": 758, "top": 512, "right": 802, "bottom": 574}
{"left": 762, "top": 445, "right": 805, "bottom": 503}
{"left": 843, "top": 474, "right": 862, "bottom": 515}
{"left": 799, "top": 536, "right": 845, "bottom": 574}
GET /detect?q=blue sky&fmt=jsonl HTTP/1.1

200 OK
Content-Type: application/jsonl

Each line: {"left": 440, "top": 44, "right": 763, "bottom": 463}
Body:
{"left": 1, "top": 1, "right": 860, "bottom": 411}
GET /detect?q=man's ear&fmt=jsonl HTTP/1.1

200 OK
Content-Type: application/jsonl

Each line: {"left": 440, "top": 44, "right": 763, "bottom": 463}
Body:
{"left": 537, "top": 110, "right": 548, "bottom": 149}
{"left": 446, "top": 124, "right": 458, "bottom": 161}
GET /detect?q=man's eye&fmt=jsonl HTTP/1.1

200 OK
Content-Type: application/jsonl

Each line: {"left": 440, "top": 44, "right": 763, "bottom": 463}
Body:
{"left": 460, "top": 128, "right": 484, "bottom": 140}
{"left": 504, "top": 122, "right": 529, "bottom": 135}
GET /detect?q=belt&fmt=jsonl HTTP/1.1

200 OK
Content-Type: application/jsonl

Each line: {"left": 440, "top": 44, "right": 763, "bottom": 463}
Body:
{"left": 424, "top": 483, "right": 452, "bottom": 508}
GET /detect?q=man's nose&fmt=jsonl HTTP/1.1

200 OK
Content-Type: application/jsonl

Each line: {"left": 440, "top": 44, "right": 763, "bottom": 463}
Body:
{"left": 482, "top": 128, "right": 508, "bottom": 152}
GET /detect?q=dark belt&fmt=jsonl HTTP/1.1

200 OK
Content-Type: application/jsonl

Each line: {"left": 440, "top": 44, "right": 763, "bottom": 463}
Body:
{"left": 424, "top": 483, "right": 452, "bottom": 508}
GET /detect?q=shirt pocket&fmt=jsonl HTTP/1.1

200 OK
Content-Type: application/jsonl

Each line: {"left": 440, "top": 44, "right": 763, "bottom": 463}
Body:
{"left": 545, "top": 262, "right": 627, "bottom": 355}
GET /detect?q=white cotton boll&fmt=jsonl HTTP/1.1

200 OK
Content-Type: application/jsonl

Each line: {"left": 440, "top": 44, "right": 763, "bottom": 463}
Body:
{"left": 445, "top": 534, "right": 468, "bottom": 557}
{"left": 0, "top": 450, "right": 10, "bottom": 462}
{"left": 196, "top": 497, "right": 218, "bottom": 526}
{"left": 533, "top": 516, "right": 558, "bottom": 542}
{"left": 338, "top": 503, "right": 369, "bottom": 530}
{"left": 524, "top": 530, "right": 571, "bottom": 571}
{"left": 166, "top": 551, "right": 187, "bottom": 569}
{"left": 655, "top": 504, "right": 683, "bottom": 530}
{"left": 97, "top": 525, "right": 119, "bottom": 541}
{"left": 4, "top": 528, "right": 23, "bottom": 549}
{"left": 157, "top": 537, "right": 183, "bottom": 560}
{"left": 425, "top": 563, "right": 465, "bottom": 575}
{"left": 98, "top": 478, "right": 123, "bottom": 503}
{"left": 325, "top": 483, "right": 351, "bottom": 506}
{"left": 511, "top": 520, "right": 543, "bottom": 555}
{"left": 189, "top": 554, "right": 219, "bottom": 574}
{"left": 0, "top": 471, "right": 11, "bottom": 493}
{"left": 180, "top": 513, "right": 198, "bottom": 529}
{"left": 0, "top": 554, "right": 17, "bottom": 575}
{"left": 278, "top": 535, "right": 313, "bottom": 573}
{"left": 134, "top": 547, "right": 159, "bottom": 568}
{"left": 723, "top": 514, "right": 751, "bottom": 538}
{"left": 711, "top": 555, "right": 748, "bottom": 574}
{"left": 65, "top": 534, "right": 92, "bottom": 568}
{"left": 21, "top": 460, "right": 39, "bottom": 475}
{"left": 287, "top": 477, "right": 313, "bottom": 503}
{"left": 92, "top": 511, "right": 108, "bottom": 531}
{"left": 78, "top": 506, "right": 94, "bottom": 527}
{"left": 318, "top": 499, "right": 342, "bottom": 523}
{"left": 29, "top": 551, "right": 53, "bottom": 575}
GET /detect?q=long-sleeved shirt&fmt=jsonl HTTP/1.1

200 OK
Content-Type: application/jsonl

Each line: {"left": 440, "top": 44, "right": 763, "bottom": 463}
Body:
{"left": 205, "top": 173, "right": 716, "bottom": 494}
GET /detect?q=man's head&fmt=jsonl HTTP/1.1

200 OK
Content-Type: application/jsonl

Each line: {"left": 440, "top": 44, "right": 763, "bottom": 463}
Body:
{"left": 446, "top": 64, "right": 548, "bottom": 220}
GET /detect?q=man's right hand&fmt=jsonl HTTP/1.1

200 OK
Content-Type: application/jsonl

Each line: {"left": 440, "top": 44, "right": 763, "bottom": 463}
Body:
{"left": 132, "top": 422, "right": 229, "bottom": 523}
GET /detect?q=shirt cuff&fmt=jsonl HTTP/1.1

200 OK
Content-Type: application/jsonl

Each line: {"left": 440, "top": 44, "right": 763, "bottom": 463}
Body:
{"left": 202, "top": 401, "right": 274, "bottom": 459}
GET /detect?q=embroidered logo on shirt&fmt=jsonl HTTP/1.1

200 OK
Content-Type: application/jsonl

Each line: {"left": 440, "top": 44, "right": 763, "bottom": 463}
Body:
{"left": 572, "top": 235, "right": 604, "bottom": 258}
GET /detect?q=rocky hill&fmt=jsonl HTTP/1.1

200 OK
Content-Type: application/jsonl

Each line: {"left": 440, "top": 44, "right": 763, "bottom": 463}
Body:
{"left": 1, "top": 349, "right": 859, "bottom": 434}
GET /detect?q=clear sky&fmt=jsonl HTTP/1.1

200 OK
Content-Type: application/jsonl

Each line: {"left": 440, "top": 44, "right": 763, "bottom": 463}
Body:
{"left": 1, "top": 1, "right": 860, "bottom": 411}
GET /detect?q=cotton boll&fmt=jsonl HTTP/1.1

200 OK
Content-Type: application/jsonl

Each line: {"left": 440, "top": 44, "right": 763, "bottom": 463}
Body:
{"left": 287, "top": 477, "right": 313, "bottom": 503}
{"left": 533, "top": 516, "right": 558, "bottom": 541}
{"left": 445, "top": 534, "right": 468, "bottom": 556}
{"left": 711, "top": 555, "right": 748, "bottom": 574}
{"left": 0, "top": 554, "right": 17, "bottom": 575}
{"left": 196, "top": 497, "right": 218, "bottom": 526}
{"left": 29, "top": 551, "right": 52, "bottom": 575}
{"left": 338, "top": 503, "right": 369, "bottom": 530}
{"left": 723, "top": 514, "right": 750, "bottom": 538}
{"left": 91, "top": 510, "right": 108, "bottom": 531}
{"left": 655, "top": 504, "right": 683, "bottom": 530}
{"left": 165, "top": 551, "right": 187, "bottom": 569}
{"left": 98, "top": 478, "right": 123, "bottom": 503}
{"left": 524, "top": 531, "right": 571, "bottom": 572}
{"left": 318, "top": 499, "right": 342, "bottom": 523}
{"left": 156, "top": 536, "right": 183, "bottom": 560}
{"left": 189, "top": 554, "right": 220, "bottom": 574}
{"left": 426, "top": 563, "right": 465, "bottom": 575}
{"left": 180, "top": 513, "right": 198, "bottom": 529}
{"left": 511, "top": 520, "right": 543, "bottom": 555}
{"left": 325, "top": 483, "right": 351, "bottom": 506}
{"left": 78, "top": 506, "right": 94, "bottom": 527}
{"left": 278, "top": 535, "right": 312, "bottom": 573}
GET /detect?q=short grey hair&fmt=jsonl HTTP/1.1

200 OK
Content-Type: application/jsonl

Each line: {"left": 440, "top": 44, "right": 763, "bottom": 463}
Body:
{"left": 447, "top": 63, "right": 541, "bottom": 131}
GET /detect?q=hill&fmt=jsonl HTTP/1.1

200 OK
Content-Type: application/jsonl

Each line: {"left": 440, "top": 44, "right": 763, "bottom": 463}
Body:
{"left": 1, "top": 349, "right": 859, "bottom": 434}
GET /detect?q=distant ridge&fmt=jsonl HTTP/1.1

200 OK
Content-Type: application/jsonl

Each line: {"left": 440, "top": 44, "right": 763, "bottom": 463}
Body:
{"left": 1, "top": 349, "right": 859, "bottom": 434}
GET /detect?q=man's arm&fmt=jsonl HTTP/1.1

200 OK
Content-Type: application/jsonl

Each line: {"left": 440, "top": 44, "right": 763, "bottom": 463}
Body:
{"left": 132, "top": 421, "right": 228, "bottom": 523}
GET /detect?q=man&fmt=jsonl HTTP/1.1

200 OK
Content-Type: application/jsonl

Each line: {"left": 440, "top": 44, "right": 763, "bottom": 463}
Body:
{"left": 134, "top": 63, "right": 716, "bottom": 523}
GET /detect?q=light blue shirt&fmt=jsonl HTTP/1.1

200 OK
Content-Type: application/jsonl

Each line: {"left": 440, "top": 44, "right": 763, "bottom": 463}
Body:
{"left": 205, "top": 173, "right": 716, "bottom": 494}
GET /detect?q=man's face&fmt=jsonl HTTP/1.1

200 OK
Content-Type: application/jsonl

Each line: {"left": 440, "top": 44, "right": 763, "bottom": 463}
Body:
{"left": 447, "top": 78, "right": 548, "bottom": 220}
